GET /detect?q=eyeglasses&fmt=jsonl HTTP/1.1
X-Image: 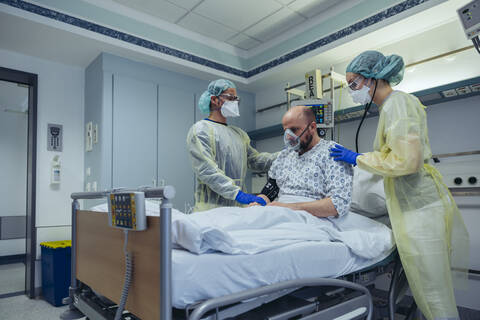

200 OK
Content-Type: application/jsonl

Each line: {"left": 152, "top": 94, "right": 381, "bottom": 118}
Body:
{"left": 347, "top": 76, "right": 364, "bottom": 91}
{"left": 219, "top": 94, "right": 240, "bottom": 102}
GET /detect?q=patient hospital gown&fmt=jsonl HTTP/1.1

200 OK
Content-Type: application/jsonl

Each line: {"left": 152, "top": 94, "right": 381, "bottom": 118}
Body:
{"left": 269, "top": 140, "right": 353, "bottom": 217}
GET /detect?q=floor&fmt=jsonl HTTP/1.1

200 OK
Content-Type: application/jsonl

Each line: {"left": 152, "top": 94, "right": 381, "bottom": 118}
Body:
{"left": 0, "top": 262, "right": 83, "bottom": 320}
{"left": 0, "top": 288, "right": 479, "bottom": 319}
{"left": 0, "top": 295, "right": 77, "bottom": 320}
{"left": 0, "top": 263, "right": 25, "bottom": 296}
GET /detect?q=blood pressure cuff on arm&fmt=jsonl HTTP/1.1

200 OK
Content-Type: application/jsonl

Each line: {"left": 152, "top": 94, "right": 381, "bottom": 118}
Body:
{"left": 261, "top": 178, "right": 279, "bottom": 202}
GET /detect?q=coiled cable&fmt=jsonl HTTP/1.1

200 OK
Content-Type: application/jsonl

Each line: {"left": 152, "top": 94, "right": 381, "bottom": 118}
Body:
{"left": 114, "top": 230, "right": 133, "bottom": 320}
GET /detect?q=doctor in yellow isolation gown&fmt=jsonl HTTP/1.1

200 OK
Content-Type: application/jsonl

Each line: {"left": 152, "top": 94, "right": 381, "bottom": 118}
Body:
{"left": 330, "top": 51, "right": 469, "bottom": 320}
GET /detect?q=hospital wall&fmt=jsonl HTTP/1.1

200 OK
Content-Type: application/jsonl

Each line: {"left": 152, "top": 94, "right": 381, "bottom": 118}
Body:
{"left": 0, "top": 48, "right": 85, "bottom": 288}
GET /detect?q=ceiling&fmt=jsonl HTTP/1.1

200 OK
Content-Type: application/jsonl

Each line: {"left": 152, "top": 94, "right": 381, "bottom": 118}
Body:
{"left": 110, "top": 0, "right": 343, "bottom": 50}
{"left": 0, "top": 0, "right": 477, "bottom": 93}
{"left": 248, "top": 0, "right": 478, "bottom": 88}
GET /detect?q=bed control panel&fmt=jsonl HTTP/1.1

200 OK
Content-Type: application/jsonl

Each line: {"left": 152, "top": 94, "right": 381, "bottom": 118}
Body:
{"left": 107, "top": 192, "right": 147, "bottom": 231}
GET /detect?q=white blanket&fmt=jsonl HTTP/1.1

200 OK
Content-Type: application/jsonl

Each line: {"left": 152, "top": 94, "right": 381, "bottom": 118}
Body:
{"left": 171, "top": 205, "right": 392, "bottom": 259}
{"left": 91, "top": 201, "right": 394, "bottom": 260}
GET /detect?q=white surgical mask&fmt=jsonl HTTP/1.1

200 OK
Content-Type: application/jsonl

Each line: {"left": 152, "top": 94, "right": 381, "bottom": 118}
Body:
{"left": 221, "top": 100, "right": 240, "bottom": 117}
{"left": 348, "top": 85, "right": 372, "bottom": 105}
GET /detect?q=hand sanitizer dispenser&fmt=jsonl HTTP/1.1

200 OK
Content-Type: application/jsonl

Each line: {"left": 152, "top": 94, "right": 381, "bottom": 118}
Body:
{"left": 51, "top": 155, "right": 61, "bottom": 184}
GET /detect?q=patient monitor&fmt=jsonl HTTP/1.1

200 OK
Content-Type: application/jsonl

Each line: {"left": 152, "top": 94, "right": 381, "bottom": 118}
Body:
{"left": 107, "top": 191, "right": 147, "bottom": 230}
{"left": 458, "top": 0, "right": 480, "bottom": 54}
{"left": 291, "top": 99, "right": 334, "bottom": 138}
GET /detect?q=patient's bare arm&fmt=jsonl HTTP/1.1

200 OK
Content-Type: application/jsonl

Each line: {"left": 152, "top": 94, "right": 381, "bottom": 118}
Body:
{"left": 268, "top": 198, "right": 338, "bottom": 218}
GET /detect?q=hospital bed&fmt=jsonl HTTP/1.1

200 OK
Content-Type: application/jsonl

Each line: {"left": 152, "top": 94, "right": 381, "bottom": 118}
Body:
{"left": 60, "top": 186, "right": 412, "bottom": 320}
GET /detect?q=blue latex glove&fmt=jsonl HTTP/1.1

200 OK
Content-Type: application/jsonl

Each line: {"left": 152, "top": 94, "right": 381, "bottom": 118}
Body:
{"left": 329, "top": 144, "right": 361, "bottom": 166}
{"left": 235, "top": 191, "right": 267, "bottom": 206}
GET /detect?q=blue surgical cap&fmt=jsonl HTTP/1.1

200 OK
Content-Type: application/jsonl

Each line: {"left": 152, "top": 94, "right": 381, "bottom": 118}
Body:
{"left": 346, "top": 51, "right": 405, "bottom": 86}
{"left": 198, "top": 79, "right": 236, "bottom": 114}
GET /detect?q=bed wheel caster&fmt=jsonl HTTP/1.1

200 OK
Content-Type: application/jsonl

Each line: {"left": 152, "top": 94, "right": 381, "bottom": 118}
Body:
{"left": 60, "top": 298, "right": 84, "bottom": 320}
{"left": 60, "top": 307, "right": 84, "bottom": 320}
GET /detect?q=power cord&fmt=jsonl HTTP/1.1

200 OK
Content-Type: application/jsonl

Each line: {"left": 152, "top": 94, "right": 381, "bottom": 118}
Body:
{"left": 473, "top": 36, "right": 480, "bottom": 54}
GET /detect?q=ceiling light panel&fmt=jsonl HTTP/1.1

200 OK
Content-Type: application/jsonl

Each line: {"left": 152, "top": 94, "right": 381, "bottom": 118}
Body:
{"left": 275, "top": 0, "right": 298, "bottom": 5}
{"left": 288, "top": 0, "right": 339, "bottom": 18}
{"left": 165, "top": 0, "right": 203, "bottom": 10}
{"left": 227, "top": 33, "right": 262, "bottom": 50}
{"left": 244, "top": 7, "right": 306, "bottom": 42}
{"left": 113, "top": 0, "right": 188, "bottom": 23}
{"left": 193, "top": 0, "right": 283, "bottom": 31}
{"left": 178, "top": 12, "right": 238, "bottom": 41}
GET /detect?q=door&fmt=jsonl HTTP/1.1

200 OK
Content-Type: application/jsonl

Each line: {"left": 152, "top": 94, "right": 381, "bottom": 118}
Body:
{"left": 157, "top": 85, "right": 195, "bottom": 212}
{"left": 112, "top": 75, "right": 157, "bottom": 189}
{"left": 0, "top": 79, "right": 28, "bottom": 297}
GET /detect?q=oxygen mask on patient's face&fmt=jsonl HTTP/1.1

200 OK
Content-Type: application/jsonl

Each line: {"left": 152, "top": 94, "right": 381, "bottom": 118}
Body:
{"left": 284, "top": 124, "right": 309, "bottom": 151}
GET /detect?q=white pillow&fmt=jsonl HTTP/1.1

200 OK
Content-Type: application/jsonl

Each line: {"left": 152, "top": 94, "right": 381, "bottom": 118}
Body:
{"left": 350, "top": 167, "right": 388, "bottom": 218}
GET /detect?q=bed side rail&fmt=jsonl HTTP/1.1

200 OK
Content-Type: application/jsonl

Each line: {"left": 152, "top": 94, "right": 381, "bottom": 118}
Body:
{"left": 188, "top": 278, "right": 373, "bottom": 320}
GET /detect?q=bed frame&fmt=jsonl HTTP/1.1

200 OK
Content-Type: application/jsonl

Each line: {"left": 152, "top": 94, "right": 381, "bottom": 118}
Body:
{"left": 60, "top": 187, "right": 413, "bottom": 320}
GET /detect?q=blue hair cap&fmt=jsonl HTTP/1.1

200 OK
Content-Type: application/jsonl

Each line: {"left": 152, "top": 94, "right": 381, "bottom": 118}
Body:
{"left": 198, "top": 79, "right": 236, "bottom": 114}
{"left": 346, "top": 50, "right": 405, "bottom": 86}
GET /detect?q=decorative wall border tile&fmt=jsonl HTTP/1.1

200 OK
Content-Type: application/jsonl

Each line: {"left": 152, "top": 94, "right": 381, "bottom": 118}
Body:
{"left": 1, "top": 0, "right": 432, "bottom": 78}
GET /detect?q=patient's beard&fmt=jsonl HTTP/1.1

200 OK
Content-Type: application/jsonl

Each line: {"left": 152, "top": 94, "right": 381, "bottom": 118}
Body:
{"left": 299, "top": 133, "right": 313, "bottom": 153}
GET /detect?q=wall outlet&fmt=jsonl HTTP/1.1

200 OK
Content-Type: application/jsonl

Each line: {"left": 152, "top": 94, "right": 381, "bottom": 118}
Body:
{"left": 456, "top": 86, "right": 472, "bottom": 95}
{"left": 86, "top": 182, "right": 91, "bottom": 192}
{"left": 92, "top": 181, "right": 97, "bottom": 192}
{"left": 86, "top": 122, "right": 93, "bottom": 152}
{"left": 93, "top": 124, "right": 98, "bottom": 144}
{"left": 442, "top": 89, "right": 457, "bottom": 97}
{"left": 470, "top": 83, "right": 480, "bottom": 92}
{"left": 86, "top": 167, "right": 91, "bottom": 177}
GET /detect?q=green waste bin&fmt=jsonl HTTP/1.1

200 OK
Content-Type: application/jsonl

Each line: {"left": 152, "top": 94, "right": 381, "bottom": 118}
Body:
{"left": 40, "top": 240, "right": 71, "bottom": 307}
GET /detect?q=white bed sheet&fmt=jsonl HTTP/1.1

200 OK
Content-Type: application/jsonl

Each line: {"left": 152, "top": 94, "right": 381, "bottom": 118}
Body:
{"left": 172, "top": 241, "right": 394, "bottom": 308}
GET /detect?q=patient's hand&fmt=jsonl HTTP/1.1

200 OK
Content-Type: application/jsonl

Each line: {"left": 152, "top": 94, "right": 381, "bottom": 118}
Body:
{"left": 248, "top": 194, "right": 270, "bottom": 207}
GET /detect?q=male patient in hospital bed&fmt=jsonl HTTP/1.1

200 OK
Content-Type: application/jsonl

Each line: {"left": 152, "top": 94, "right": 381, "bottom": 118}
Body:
{"left": 249, "top": 105, "right": 353, "bottom": 220}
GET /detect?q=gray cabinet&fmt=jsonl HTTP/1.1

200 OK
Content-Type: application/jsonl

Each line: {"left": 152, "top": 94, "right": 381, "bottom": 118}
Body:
{"left": 112, "top": 75, "right": 157, "bottom": 189}
{"left": 85, "top": 54, "right": 197, "bottom": 211}
{"left": 157, "top": 85, "right": 195, "bottom": 210}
